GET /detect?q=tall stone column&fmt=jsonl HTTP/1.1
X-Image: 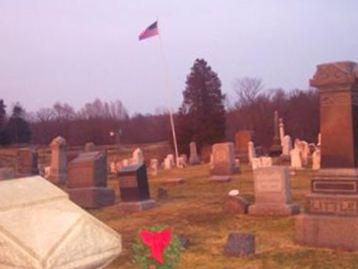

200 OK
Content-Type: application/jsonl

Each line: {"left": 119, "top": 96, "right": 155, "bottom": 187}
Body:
{"left": 295, "top": 61, "right": 358, "bottom": 250}
{"left": 49, "top": 136, "right": 67, "bottom": 185}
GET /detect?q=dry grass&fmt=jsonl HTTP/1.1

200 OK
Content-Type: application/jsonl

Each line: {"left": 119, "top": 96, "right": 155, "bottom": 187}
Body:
{"left": 90, "top": 164, "right": 358, "bottom": 269}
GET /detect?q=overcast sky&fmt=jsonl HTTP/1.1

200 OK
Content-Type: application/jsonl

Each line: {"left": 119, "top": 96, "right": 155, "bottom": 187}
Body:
{"left": 1, "top": 1, "right": 358, "bottom": 115}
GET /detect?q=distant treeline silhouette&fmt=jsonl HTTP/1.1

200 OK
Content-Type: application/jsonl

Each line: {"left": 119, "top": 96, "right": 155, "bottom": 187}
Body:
{"left": 0, "top": 79, "right": 319, "bottom": 150}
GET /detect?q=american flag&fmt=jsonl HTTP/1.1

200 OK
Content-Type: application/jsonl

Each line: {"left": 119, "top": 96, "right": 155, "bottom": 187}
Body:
{"left": 139, "top": 21, "right": 159, "bottom": 41}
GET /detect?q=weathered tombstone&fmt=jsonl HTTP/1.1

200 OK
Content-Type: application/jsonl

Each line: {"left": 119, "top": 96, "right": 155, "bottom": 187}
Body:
{"left": 248, "top": 141, "right": 256, "bottom": 163}
{"left": 290, "top": 147, "right": 302, "bottom": 169}
{"left": 118, "top": 164, "right": 156, "bottom": 212}
{"left": 150, "top": 158, "right": 159, "bottom": 175}
{"left": 122, "top": 158, "right": 130, "bottom": 167}
{"left": 178, "top": 155, "right": 188, "bottom": 168}
{"left": 249, "top": 166, "right": 299, "bottom": 216}
{"left": 49, "top": 136, "right": 67, "bottom": 185}
{"left": 210, "top": 142, "right": 236, "bottom": 182}
{"left": 224, "top": 233, "right": 255, "bottom": 257}
{"left": 312, "top": 148, "right": 321, "bottom": 170}
{"left": 67, "top": 151, "right": 115, "bottom": 209}
{"left": 299, "top": 141, "right": 310, "bottom": 166}
{"left": 225, "top": 190, "right": 249, "bottom": 214}
{"left": 0, "top": 176, "right": 121, "bottom": 268}
{"left": 189, "top": 141, "right": 200, "bottom": 165}
{"left": 16, "top": 148, "right": 38, "bottom": 177}
{"left": 84, "top": 142, "right": 95, "bottom": 152}
{"left": 235, "top": 130, "right": 253, "bottom": 162}
{"left": 163, "top": 155, "right": 174, "bottom": 170}
{"left": 279, "top": 118, "right": 285, "bottom": 144}
{"left": 251, "top": 157, "right": 272, "bottom": 170}
{"left": 282, "top": 135, "right": 292, "bottom": 157}
{"left": 295, "top": 61, "right": 358, "bottom": 250}
{"left": 269, "top": 111, "right": 283, "bottom": 157}
{"left": 132, "top": 147, "right": 144, "bottom": 165}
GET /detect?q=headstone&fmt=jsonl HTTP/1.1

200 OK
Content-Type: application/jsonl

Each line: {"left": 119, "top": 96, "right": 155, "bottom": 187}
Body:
{"left": 317, "top": 133, "right": 322, "bottom": 146}
{"left": 251, "top": 157, "right": 273, "bottom": 170}
{"left": 84, "top": 142, "right": 95, "bottom": 152}
{"left": 210, "top": 142, "right": 236, "bottom": 176}
{"left": 118, "top": 164, "right": 156, "bottom": 212}
{"left": 163, "top": 177, "right": 186, "bottom": 184}
{"left": 49, "top": 136, "right": 67, "bottom": 185}
{"left": 122, "top": 158, "right": 130, "bottom": 167}
{"left": 299, "top": 141, "right": 310, "bottom": 166}
{"left": 178, "top": 154, "right": 188, "bottom": 168}
{"left": 248, "top": 141, "right": 256, "bottom": 163}
{"left": 224, "top": 233, "right": 255, "bottom": 257}
{"left": 163, "top": 155, "right": 174, "bottom": 170}
{"left": 132, "top": 148, "right": 144, "bottom": 165}
{"left": 296, "top": 61, "right": 358, "bottom": 250}
{"left": 282, "top": 135, "right": 292, "bottom": 157}
{"left": 279, "top": 118, "right": 285, "bottom": 144}
{"left": 0, "top": 176, "right": 121, "bottom": 268}
{"left": 16, "top": 148, "right": 38, "bottom": 177}
{"left": 67, "top": 151, "right": 115, "bottom": 209}
{"left": 269, "top": 111, "right": 283, "bottom": 157}
{"left": 249, "top": 166, "right": 299, "bottom": 216}
{"left": 225, "top": 190, "right": 249, "bottom": 214}
{"left": 290, "top": 147, "right": 302, "bottom": 170}
{"left": 150, "top": 158, "right": 159, "bottom": 175}
{"left": 189, "top": 142, "right": 200, "bottom": 165}
{"left": 235, "top": 130, "right": 253, "bottom": 162}
{"left": 312, "top": 148, "right": 321, "bottom": 170}
{"left": 157, "top": 187, "right": 168, "bottom": 199}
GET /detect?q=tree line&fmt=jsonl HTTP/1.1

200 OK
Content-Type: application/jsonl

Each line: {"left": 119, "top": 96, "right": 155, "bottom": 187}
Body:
{"left": 0, "top": 58, "right": 319, "bottom": 152}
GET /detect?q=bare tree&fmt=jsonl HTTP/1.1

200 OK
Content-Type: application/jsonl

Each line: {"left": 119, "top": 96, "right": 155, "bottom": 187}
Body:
{"left": 233, "top": 77, "right": 263, "bottom": 107}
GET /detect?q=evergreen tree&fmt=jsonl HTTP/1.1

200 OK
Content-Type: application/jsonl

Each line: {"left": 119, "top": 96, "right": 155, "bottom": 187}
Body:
{"left": 176, "top": 59, "right": 226, "bottom": 154}
{"left": 0, "top": 99, "right": 10, "bottom": 145}
{"left": 5, "top": 103, "right": 32, "bottom": 144}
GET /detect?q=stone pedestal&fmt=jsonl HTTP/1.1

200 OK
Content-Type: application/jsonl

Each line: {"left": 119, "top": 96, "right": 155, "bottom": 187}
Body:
{"left": 118, "top": 199, "right": 156, "bottom": 213}
{"left": 67, "top": 151, "right": 115, "bottom": 209}
{"left": 295, "top": 61, "right": 358, "bottom": 250}
{"left": 68, "top": 187, "right": 115, "bottom": 209}
{"left": 249, "top": 166, "right": 299, "bottom": 216}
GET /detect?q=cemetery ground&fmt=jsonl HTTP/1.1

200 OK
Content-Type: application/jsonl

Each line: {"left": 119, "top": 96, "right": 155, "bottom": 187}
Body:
{"left": 91, "top": 164, "right": 358, "bottom": 269}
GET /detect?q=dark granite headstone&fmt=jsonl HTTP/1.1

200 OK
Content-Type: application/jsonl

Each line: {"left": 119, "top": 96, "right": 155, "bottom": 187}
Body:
{"left": 235, "top": 130, "right": 254, "bottom": 162}
{"left": 224, "top": 233, "right": 255, "bottom": 257}
{"left": 67, "top": 151, "right": 115, "bottom": 209}
{"left": 296, "top": 61, "right": 358, "bottom": 250}
{"left": 118, "top": 164, "right": 155, "bottom": 212}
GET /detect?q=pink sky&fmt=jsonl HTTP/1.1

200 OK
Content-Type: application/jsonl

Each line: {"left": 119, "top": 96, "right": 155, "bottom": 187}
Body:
{"left": 1, "top": 0, "right": 358, "bottom": 115}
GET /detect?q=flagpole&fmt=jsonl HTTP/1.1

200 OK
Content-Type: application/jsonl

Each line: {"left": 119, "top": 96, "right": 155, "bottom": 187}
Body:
{"left": 157, "top": 24, "right": 180, "bottom": 168}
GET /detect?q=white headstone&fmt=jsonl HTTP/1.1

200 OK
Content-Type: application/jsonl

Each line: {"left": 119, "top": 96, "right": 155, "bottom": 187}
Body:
{"left": 0, "top": 176, "right": 121, "bottom": 268}
{"left": 132, "top": 148, "right": 144, "bottom": 165}
{"left": 248, "top": 141, "right": 256, "bottom": 163}
{"left": 312, "top": 148, "right": 321, "bottom": 170}
{"left": 150, "top": 158, "right": 159, "bottom": 175}
{"left": 290, "top": 147, "right": 302, "bottom": 169}
{"left": 189, "top": 141, "right": 200, "bottom": 165}
{"left": 282, "top": 135, "right": 292, "bottom": 156}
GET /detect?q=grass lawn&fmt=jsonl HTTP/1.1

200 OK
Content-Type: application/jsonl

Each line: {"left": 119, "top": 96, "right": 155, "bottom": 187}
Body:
{"left": 90, "top": 164, "right": 358, "bottom": 269}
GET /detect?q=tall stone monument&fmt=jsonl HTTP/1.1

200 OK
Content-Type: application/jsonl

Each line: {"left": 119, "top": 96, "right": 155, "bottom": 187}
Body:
{"left": 296, "top": 61, "right": 358, "bottom": 250}
{"left": 67, "top": 151, "right": 115, "bottom": 209}
{"left": 249, "top": 166, "right": 299, "bottom": 216}
{"left": 269, "top": 111, "right": 282, "bottom": 157}
{"left": 49, "top": 136, "right": 67, "bottom": 185}
{"left": 189, "top": 141, "right": 200, "bottom": 165}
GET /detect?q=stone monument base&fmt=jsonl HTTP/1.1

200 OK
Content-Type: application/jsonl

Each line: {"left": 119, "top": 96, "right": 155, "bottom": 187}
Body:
{"left": 163, "top": 177, "right": 186, "bottom": 184}
{"left": 248, "top": 203, "right": 300, "bottom": 216}
{"left": 68, "top": 187, "right": 115, "bottom": 209}
{"left": 119, "top": 199, "right": 156, "bottom": 213}
{"left": 295, "top": 214, "right": 358, "bottom": 250}
{"left": 209, "top": 175, "right": 231, "bottom": 183}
